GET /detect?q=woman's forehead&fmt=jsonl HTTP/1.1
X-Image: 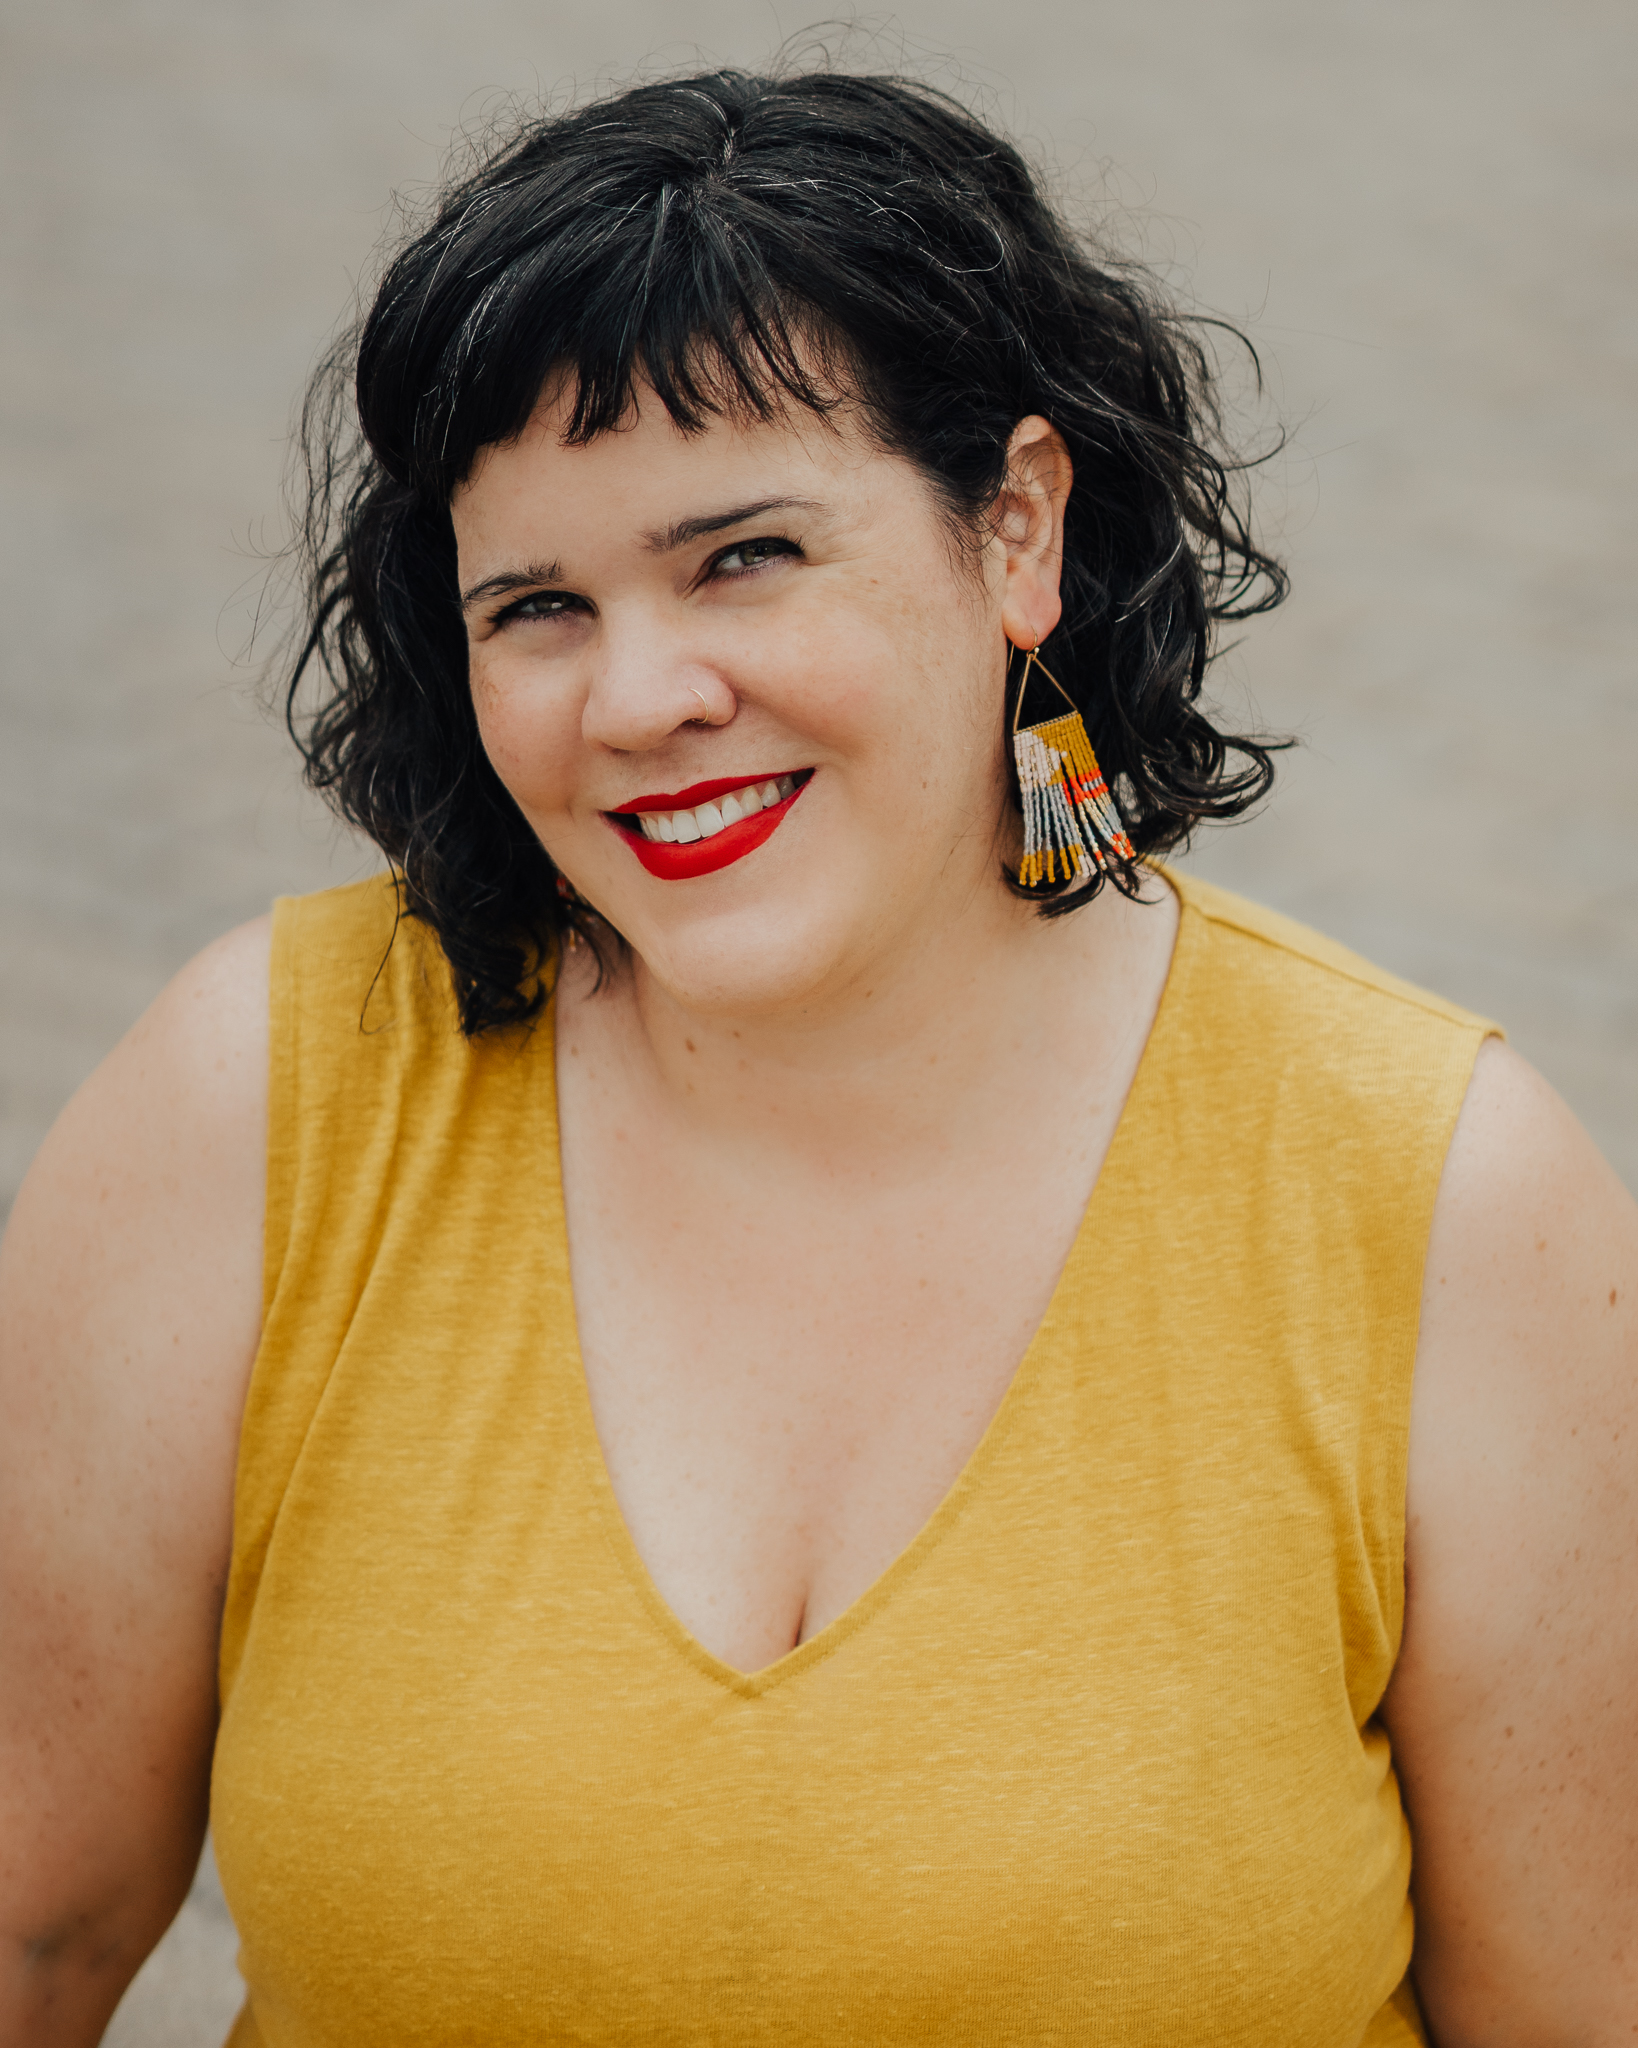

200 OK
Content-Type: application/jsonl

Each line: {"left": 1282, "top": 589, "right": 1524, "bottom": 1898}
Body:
{"left": 455, "top": 382, "right": 898, "bottom": 545}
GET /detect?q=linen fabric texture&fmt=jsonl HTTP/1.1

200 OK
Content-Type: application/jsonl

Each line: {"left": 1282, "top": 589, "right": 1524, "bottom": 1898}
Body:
{"left": 212, "top": 869, "right": 1494, "bottom": 2046}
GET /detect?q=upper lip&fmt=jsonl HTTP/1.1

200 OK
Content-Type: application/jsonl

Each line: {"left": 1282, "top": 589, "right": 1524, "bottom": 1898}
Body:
{"left": 610, "top": 772, "right": 806, "bottom": 816}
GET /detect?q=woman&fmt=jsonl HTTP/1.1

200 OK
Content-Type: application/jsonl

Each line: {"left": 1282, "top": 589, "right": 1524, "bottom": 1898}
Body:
{"left": 3, "top": 67, "right": 1634, "bottom": 2048}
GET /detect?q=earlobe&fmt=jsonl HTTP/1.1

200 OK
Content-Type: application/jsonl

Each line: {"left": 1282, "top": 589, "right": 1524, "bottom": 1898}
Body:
{"left": 1000, "top": 561, "right": 1065, "bottom": 656}
{"left": 1001, "top": 593, "right": 1063, "bottom": 655}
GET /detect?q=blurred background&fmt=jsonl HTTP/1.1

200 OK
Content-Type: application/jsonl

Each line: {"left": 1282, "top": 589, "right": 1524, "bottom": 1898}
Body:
{"left": 2, "top": 0, "right": 1634, "bottom": 2039}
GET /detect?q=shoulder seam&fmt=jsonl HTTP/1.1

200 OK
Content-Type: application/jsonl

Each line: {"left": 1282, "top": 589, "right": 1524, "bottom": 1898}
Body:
{"left": 1190, "top": 900, "right": 1476, "bottom": 1027}
{"left": 1167, "top": 871, "right": 1499, "bottom": 1038}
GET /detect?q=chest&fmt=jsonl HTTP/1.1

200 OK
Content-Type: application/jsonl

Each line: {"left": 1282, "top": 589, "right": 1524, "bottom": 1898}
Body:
{"left": 556, "top": 1047, "right": 1123, "bottom": 1675}
{"left": 215, "top": 1203, "right": 1414, "bottom": 2048}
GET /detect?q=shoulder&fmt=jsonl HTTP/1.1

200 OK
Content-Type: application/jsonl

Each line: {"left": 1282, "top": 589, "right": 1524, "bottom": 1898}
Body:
{"left": 1, "top": 903, "right": 276, "bottom": 1591}
{"left": 272, "top": 870, "right": 408, "bottom": 1006}
{"left": 0, "top": 914, "right": 277, "bottom": 1972}
{"left": 1409, "top": 1037, "right": 1637, "bottom": 1519}
{"left": 0, "top": 907, "right": 274, "bottom": 1562}
{"left": 273, "top": 869, "right": 400, "bottom": 957}
{"left": 1, "top": 907, "right": 274, "bottom": 1493}
{"left": 1384, "top": 1040, "right": 1638, "bottom": 2035}
{"left": 20, "top": 908, "right": 274, "bottom": 1237}
{"left": 1403, "top": 1035, "right": 1638, "bottom": 1607}
{"left": 269, "top": 871, "right": 465, "bottom": 1054}
{"left": 1166, "top": 869, "right": 1489, "bottom": 1036}
{"left": 1158, "top": 871, "right": 1497, "bottom": 1189}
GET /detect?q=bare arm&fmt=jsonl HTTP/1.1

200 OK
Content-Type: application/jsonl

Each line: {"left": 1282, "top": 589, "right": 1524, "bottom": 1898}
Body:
{"left": 1384, "top": 1040, "right": 1638, "bottom": 2044}
{"left": 0, "top": 917, "right": 269, "bottom": 2045}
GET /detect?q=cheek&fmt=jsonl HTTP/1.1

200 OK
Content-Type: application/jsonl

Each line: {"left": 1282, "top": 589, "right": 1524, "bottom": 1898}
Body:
{"left": 772, "top": 575, "right": 964, "bottom": 754}
{"left": 469, "top": 658, "right": 579, "bottom": 818}
{"left": 822, "top": 587, "right": 997, "bottom": 786}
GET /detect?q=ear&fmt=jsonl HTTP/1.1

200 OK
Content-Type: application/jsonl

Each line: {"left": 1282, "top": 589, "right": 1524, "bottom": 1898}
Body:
{"left": 995, "top": 415, "right": 1073, "bottom": 653}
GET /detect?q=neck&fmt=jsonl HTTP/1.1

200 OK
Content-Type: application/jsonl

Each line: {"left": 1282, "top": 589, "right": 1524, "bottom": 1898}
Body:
{"left": 559, "top": 868, "right": 1175, "bottom": 1171}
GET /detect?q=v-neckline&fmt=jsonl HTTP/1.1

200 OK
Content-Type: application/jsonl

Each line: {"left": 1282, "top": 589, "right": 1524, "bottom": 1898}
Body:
{"left": 541, "top": 875, "right": 1198, "bottom": 1698}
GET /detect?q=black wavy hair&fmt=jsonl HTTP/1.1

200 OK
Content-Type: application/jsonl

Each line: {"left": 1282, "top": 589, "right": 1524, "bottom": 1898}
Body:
{"left": 288, "top": 66, "right": 1287, "bottom": 1034}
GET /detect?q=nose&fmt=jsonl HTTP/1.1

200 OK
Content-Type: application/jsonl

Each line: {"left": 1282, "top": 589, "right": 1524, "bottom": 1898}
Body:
{"left": 580, "top": 614, "right": 736, "bottom": 752}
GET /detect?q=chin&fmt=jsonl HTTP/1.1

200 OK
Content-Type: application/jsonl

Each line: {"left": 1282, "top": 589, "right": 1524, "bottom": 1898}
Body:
{"left": 611, "top": 882, "right": 870, "bottom": 1020}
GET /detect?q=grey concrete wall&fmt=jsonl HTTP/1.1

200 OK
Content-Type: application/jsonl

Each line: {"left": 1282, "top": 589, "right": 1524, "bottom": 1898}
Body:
{"left": 2, "top": 2, "right": 1633, "bottom": 2040}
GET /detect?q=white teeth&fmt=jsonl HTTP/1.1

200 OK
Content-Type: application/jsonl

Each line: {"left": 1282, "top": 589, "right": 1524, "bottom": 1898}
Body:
{"left": 630, "top": 775, "right": 803, "bottom": 848}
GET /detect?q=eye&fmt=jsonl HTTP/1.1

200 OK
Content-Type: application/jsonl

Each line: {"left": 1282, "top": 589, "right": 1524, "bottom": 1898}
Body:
{"left": 711, "top": 536, "right": 802, "bottom": 577}
{"left": 493, "top": 589, "right": 587, "bottom": 625}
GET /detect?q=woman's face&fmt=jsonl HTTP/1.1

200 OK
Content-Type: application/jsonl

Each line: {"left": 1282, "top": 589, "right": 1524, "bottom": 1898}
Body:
{"left": 452, "top": 380, "right": 1066, "bottom": 1016}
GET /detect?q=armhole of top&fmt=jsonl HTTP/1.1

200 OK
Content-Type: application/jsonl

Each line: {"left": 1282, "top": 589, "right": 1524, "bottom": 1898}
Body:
{"left": 221, "top": 894, "right": 307, "bottom": 1709}
{"left": 262, "top": 893, "right": 303, "bottom": 1325}
{"left": 1161, "top": 867, "right": 1506, "bottom": 1704}
{"left": 1379, "top": 1012, "right": 1506, "bottom": 1672}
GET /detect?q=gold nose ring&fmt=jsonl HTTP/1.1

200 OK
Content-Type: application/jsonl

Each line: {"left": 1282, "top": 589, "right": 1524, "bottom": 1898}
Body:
{"left": 689, "top": 688, "right": 712, "bottom": 725}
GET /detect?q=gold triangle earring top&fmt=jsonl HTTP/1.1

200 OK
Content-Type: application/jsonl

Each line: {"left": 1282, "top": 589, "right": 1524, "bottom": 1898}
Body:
{"left": 1011, "top": 645, "right": 1135, "bottom": 887}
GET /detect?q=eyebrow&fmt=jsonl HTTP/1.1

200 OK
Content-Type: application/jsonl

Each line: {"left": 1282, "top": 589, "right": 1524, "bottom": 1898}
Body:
{"left": 459, "top": 563, "right": 564, "bottom": 613}
{"left": 458, "top": 497, "right": 821, "bottom": 612}
{"left": 641, "top": 496, "right": 821, "bottom": 553}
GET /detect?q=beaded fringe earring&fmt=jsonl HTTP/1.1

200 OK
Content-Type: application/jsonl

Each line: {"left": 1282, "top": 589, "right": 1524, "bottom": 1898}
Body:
{"left": 1011, "top": 644, "right": 1135, "bottom": 887}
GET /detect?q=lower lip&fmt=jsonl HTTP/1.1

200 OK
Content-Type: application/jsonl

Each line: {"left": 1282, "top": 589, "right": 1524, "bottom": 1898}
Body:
{"left": 612, "top": 781, "right": 808, "bottom": 880}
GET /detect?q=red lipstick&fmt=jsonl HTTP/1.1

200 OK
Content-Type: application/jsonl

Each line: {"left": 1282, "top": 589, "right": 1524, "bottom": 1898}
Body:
{"left": 606, "top": 773, "right": 810, "bottom": 880}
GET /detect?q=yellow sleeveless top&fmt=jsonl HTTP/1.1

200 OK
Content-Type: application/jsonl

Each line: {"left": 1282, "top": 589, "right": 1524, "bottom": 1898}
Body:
{"left": 213, "top": 869, "right": 1494, "bottom": 2048}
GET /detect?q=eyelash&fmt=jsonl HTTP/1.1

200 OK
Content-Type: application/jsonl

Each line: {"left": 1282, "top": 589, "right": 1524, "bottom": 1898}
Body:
{"left": 489, "top": 535, "right": 802, "bottom": 626}
{"left": 493, "top": 590, "right": 584, "bottom": 624}
{"left": 711, "top": 535, "right": 802, "bottom": 577}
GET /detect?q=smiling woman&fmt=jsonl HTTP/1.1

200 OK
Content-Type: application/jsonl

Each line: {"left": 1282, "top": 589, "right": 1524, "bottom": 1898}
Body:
{"left": 445, "top": 373, "right": 1126, "bottom": 1011}
{"left": 3, "top": 65, "right": 1637, "bottom": 2048}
